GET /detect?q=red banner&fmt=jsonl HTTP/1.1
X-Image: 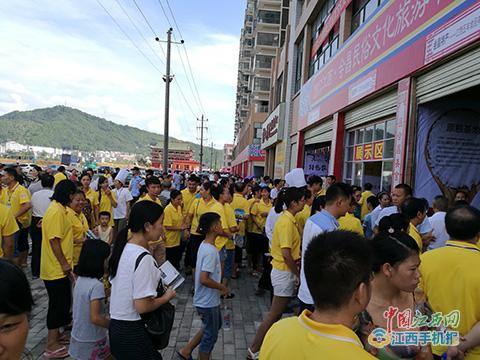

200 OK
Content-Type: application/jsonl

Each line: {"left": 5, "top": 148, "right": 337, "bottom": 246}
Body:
{"left": 310, "top": 0, "right": 352, "bottom": 59}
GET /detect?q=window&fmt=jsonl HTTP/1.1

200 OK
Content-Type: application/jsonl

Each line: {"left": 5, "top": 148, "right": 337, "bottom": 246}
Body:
{"left": 254, "top": 77, "right": 270, "bottom": 91}
{"left": 275, "top": 73, "right": 283, "bottom": 106}
{"left": 311, "top": 0, "right": 337, "bottom": 41}
{"left": 294, "top": 37, "right": 303, "bottom": 93}
{"left": 309, "top": 28, "right": 339, "bottom": 77}
{"left": 343, "top": 118, "right": 396, "bottom": 192}
{"left": 351, "top": 0, "right": 382, "bottom": 33}
{"left": 255, "top": 55, "right": 274, "bottom": 69}
{"left": 256, "top": 32, "right": 279, "bottom": 47}
{"left": 257, "top": 10, "right": 281, "bottom": 24}
{"left": 281, "top": 9, "right": 289, "bottom": 29}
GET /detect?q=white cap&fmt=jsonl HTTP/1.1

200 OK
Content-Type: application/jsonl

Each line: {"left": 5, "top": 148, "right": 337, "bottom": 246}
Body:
{"left": 115, "top": 169, "right": 129, "bottom": 185}
{"left": 285, "top": 168, "right": 307, "bottom": 188}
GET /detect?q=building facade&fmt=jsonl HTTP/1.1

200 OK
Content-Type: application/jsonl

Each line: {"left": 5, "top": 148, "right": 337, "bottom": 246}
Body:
{"left": 222, "top": 144, "right": 234, "bottom": 172}
{"left": 232, "top": 0, "right": 290, "bottom": 177}
{"left": 150, "top": 146, "right": 199, "bottom": 171}
{"left": 275, "top": 0, "right": 480, "bottom": 207}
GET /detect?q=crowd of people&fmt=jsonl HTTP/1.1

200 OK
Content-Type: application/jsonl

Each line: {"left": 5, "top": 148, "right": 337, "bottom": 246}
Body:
{"left": 0, "top": 163, "right": 479, "bottom": 360}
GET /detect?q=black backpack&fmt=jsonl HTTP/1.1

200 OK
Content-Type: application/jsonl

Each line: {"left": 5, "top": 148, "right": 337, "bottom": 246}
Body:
{"left": 134, "top": 252, "right": 175, "bottom": 350}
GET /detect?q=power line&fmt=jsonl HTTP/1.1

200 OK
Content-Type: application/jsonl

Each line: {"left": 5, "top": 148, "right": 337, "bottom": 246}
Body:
{"left": 96, "top": 0, "right": 162, "bottom": 73}
{"left": 113, "top": 0, "right": 165, "bottom": 66}
{"left": 131, "top": 0, "right": 166, "bottom": 58}
{"left": 163, "top": 0, "right": 206, "bottom": 115}
{"left": 172, "top": 77, "right": 198, "bottom": 118}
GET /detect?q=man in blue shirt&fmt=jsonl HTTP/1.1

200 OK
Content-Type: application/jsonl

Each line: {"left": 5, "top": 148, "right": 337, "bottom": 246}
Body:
{"left": 129, "top": 167, "right": 142, "bottom": 203}
{"left": 298, "top": 182, "right": 353, "bottom": 311}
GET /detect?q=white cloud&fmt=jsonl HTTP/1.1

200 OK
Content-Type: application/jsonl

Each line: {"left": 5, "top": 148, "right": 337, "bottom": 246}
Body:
{"left": 0, "top": 0, "right": 239, "bottom": 148}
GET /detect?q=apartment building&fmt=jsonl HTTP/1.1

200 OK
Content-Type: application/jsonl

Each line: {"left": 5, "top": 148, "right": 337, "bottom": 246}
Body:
{"left": 231, "top": 0, "right": 290, "bottom": 177}
{"left": 222, "top": 143, "right": 234, "bottom": 171}
{"left": 276, "top": 0, "right": 480, "bottom": 206}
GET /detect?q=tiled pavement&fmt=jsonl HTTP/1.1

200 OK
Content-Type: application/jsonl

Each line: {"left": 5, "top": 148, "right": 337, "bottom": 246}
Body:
{"left": 23, "top": 264, "right": 274, "bottom": 360}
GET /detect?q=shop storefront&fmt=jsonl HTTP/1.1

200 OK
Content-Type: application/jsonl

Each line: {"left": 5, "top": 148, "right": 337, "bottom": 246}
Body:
{"left": 231, "top": 144, "right": 266, "bottom": 178}
{"left": 302, "top": 118, "right": 333, "bottom": 177}
{"left": 261, "top": 103, "right": 286, "bottom": 179}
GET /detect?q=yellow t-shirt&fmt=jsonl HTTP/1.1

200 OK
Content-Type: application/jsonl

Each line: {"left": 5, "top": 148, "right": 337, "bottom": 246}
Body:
{"left": 420, "top": 240, "right": 480, "bottom": 358}
{"left": 98, "top": 190, "right": 117, "bottom": 227}
{"left": 408, "top": 223, "right": 423, "bottom": 251}
{"left": 163, "top": 203, "right": 183, "bottom": 248}
{"left": 359, "top": 190, "right": 374, "bottom": 220}
{"left": 84, "top": 188, "right": 99, "bottom": 207}
{"left": 271, "top": 211, "right": 301, "bottom": 271}
{"left": 214, "top": 204, "right": 230, "bottom": 251}
{"left": 0, "top": 183, "right": 31, "bottom": 228}
{"left": 251, "top": 199, "right": 272, "bottom": 234}
{"left": 40, "top": 201, "right": 73, "bottom": 280}
{"left": 230, "top": 193, "right": 250, "bottom": 236}
{"left": 188, "top": 197, "right": 225, "bottom": 236}
{"left": 260, "top": 310, "right": 376, "bottom": 360}
{"left": 224, "top": 203, "right": 237, "bottom": 250}
{"left": 338, "top": 213, "right": 364, "bottom": 236}
{"left": 316, "top": 189, "right": 326, "bottom": 197}
{"left": 53, "top": 172, "right": 68, "bottom": 187}
{"left": 295, "top": 204, "right": 311, "bottom": 238}
{"left": 66, "top": 207, "right": 88, "bottom": 266}
{"left": 181, "top": 188, "right": 198, "bottom": 217}
{"left": 0, "top": 204, "right": 19, "bottom": 257}
{"left": 137, "top": 195, "right": 163, "bottom": 244}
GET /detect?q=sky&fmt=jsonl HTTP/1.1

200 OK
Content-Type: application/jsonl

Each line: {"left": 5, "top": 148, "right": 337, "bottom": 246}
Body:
{"left": 0, "top": 0, "right": 246, "bottom": 148}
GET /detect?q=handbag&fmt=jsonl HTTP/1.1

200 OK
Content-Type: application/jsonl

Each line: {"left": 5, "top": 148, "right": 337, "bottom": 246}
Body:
{"left": 135, "top": 252, "right": 175, "bottom": 350}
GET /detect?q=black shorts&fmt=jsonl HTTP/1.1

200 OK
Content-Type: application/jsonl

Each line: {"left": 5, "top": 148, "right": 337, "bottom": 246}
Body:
{"left": 247, "top": 232, "right": 268, "bottom": 255}
{"left": 15, "top": 224, "right": 29, "bottom": 253}
{"left": 44, "top": 277, "right": 72, "bottom": 330}
{"left": 189, "top": 234, "right": 205, "bottom": 268}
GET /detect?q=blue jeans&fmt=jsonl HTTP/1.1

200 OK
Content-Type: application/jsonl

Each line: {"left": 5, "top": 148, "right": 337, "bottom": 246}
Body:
{"left": 196, "top": 306, "right": 222, "bottom": 353}
{"left": 224, "top": 249, "right": 235, "bottom": 278}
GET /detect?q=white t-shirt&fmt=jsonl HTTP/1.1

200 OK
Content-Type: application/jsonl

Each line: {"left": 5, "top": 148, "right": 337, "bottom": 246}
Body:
{"left": 265, "top": 207, "right": 282, "bottom": 248}
{"left": 110, "top": 243, "right": 161, "bottom": 321}
{"left": 112, "top": 187, "right": 133, "bottom": 220}
{"left": 31, "top": 189, "right": 54, "bottom": 217}
{"left": 428, "top": 211, "right": 449, "bottom": 250}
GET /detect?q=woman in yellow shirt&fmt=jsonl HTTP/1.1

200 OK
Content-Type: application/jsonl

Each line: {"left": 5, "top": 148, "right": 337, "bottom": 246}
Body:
{"left": 338, "top": 197, "right": 365, "bottom": 236}
{"left": 40, "top": 179, "right": 77, "bottom": 359}
{"left": 249, "top": 186, "right": 305, "bottom": 359}
{"left": 250, "top": 187, "right": 272, "bottom": 275}
{"left": 295, "top": 189, "right": 313, "bottom": 238}
{"left": 80, "top": 172, "right": 98, "bottom": 228}
{"left": 401, "top": 197, "right": 428, "bottom": 252}
{"left": 163, "top": 190, "right": 185, "bottom": 270}
{"left": 97, "top": 176, "right": 117, "bottom": 228}
{"left": 66, "top": 190, "right": 89, "bottom": 267}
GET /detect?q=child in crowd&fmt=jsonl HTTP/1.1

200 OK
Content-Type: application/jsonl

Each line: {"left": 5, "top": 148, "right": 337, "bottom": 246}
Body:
{"left": 69, "top": 240, "right": 111, "bottom": 360}
{"left": 95, "top": 211, "right": 113, "bottom": 244}
{"left": 177, "top": 212, "right": 229, "bottom": 360}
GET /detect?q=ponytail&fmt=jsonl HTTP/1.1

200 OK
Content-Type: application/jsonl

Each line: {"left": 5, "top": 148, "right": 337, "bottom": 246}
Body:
{"left": 108, "top": 227, "right": 129, "bottom": 279}
{"left": 275, "top": 187, "right": 304, "bottom": 213}
{"left": 275, "top": 188, "right": 286, "bottom": 213}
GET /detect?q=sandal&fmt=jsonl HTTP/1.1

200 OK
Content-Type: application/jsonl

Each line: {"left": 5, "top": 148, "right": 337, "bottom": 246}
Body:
{"left": 58, "top": 334, "right": 70, "bottom": 345}
{"left": 43, "top": 345, "right": 69, "bottom": 359}
{"left": 247, "top": 347, "right": 259, "bottom": 360}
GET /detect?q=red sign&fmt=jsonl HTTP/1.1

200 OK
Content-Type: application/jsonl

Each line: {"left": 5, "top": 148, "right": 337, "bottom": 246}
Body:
{"left": 354, "top": 145, "right": 363, "bottom": 161}
{"left": 373, "top": 141, "right": 383, "bottom": 160}
{"left": 262, "top": 115, "right": 279, "bottom": 143}
{"left": 298, "top": 0, "right": 476, "bottom": 131}
{"left": 392, "top": 78, "right": 411, "bottom": 186}
{"left": 310, "top": 0, "right": 352, "bottom": 59}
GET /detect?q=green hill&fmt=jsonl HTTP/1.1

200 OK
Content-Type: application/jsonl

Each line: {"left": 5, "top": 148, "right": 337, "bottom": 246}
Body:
{"left": 0, "top": 105, "right": 222, "bottom": 165}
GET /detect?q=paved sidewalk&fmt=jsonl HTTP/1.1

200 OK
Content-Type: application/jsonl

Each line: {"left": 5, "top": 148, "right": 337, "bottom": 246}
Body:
{"left": 23, "top": 264, "right": 273, "bottom": 360}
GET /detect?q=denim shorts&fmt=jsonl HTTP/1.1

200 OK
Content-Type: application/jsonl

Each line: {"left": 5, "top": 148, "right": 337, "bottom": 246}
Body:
{"left": 196, "top": 306, "right": 222, "bottom": 353}
{"left": 219, "top": 246, "right": 227, "bottom": 262}
{"left": 224, "top": 249, "right": 235, "bottom": 279}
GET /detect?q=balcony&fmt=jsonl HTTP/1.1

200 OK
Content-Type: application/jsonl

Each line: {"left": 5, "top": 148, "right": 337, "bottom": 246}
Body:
{"left": 255, "top": 32, "right": 280, "bottom": 48}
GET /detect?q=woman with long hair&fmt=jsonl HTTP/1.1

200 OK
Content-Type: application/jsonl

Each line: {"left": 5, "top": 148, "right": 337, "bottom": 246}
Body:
{"left": 248, "top": 186, "right": 306, "bottom": 359}
{"left": 66, "top": 190, "right": 89, "bottom": 268}
{"left": 97, "top": 176, "right": 117, "bottom": 228}
{"left": 108, "top": 201, "right": 176, "bottom": 359}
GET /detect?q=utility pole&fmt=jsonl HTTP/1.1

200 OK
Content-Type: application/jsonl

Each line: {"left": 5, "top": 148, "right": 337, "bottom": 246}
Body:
{"left": 156, "top": 28, "right": 183, "bottom": 172}
{"left": 197, "top": 115, "right": 207, "bottom": 172}
{"left": 210, "top": 142, "right": 214, "bottom": 171}
{"left": 214, "top": 150, "right": 217, "bottom": 171}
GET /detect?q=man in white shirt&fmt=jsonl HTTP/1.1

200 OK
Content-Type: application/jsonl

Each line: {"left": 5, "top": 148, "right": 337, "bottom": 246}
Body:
{"left": 428, "top": 195, "right": 450, "bottom": 250}
{"left": 270, "top": 179, "right": 284, "bottom": 200}
{"left": 298, "top": 182, "right": 352, "bottom": 311}
{"left": 112, "top": 170, "right": 133, "bottom": 243}
{"left": 30, "top": 174, "right": 54, "bottom": 278}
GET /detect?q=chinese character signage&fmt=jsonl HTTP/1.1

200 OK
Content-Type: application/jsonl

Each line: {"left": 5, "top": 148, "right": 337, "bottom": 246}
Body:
{"left": 304, "top": 146, "right": 330, "bottom": 176}
{"left": 298, "top": 0, "right": 477, "bottom": 130}
{"left": 354, "top": 145, "right": 363, "bottom": 161}
{"left": 261, "top": 103, "right": 285, "bottom": 150}
{"left": 373, "top": 141, "right": 383, "bottom": 160}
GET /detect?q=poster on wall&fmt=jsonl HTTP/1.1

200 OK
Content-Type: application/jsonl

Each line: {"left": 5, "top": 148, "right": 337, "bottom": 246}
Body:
{"left": 304, "top": 146, "right": 330, "bottom": 177}
{"left": 415, "top": 92, "right": 480, "bottom": 208}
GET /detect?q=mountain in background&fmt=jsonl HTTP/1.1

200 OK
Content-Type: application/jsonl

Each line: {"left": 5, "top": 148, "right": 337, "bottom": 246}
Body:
{"left": 0, "top": 105, "right": 223, "bottom": 165}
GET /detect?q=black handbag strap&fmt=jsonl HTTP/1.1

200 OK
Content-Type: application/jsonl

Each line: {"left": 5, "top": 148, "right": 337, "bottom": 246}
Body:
{"left": 134, "top": 252, "right": 150, "bottom": 271}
